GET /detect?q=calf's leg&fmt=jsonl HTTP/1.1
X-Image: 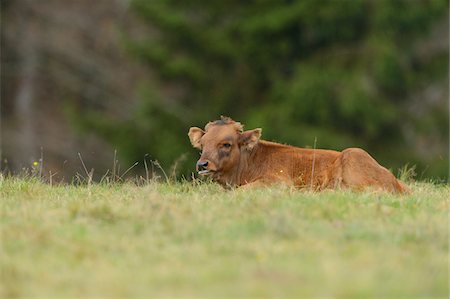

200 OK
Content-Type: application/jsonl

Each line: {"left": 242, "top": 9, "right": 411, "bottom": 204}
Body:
{"left": 338, "top": 148, "right": 408, "bottom": 193}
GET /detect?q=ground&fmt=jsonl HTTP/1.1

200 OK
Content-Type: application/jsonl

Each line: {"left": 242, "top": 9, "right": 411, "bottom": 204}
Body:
{"left": 0, "top": 177, "right": 448, "bottom": 298}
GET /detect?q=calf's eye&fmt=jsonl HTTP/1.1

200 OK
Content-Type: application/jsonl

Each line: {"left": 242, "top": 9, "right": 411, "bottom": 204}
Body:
{"left": 223, "top": 143, "right": 231, "bottom": 148}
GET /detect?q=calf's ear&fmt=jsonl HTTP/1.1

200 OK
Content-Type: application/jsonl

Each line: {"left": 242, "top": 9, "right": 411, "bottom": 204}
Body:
{"left": 188, "top": 127, "right": 205, "bottom": 149}
{"left": 239, "top": 128, "right": 262, "bottom": 150}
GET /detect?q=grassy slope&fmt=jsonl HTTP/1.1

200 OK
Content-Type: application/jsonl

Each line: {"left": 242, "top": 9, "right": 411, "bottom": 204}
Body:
{"left": 0, "top": 178, "right": 448, "bottom": 298}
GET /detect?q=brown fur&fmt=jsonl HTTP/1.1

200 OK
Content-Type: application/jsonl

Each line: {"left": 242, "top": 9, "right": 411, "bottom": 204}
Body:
{"left": 188, "top": 117, "right": 409, "bottom": 193}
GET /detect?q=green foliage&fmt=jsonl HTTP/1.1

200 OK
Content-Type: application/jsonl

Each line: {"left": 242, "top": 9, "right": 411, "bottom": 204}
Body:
{"left": 1, "top": 178, "right": 448, "bottom": 297}
{"left": 73, "top": 0, "right": 448, "bottom": 178}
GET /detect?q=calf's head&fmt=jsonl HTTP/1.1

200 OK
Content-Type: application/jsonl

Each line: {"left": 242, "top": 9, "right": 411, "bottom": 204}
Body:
{"left": 188, "top": 117, "right": 261, "bottom": 177}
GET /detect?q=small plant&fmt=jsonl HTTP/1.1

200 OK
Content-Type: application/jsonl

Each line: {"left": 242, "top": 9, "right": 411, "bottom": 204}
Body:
{"left": 398, "top": 164, "right": 417, "bottom": 183}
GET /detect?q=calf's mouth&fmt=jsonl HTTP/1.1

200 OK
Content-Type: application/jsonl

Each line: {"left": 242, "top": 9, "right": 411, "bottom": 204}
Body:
{"left": 198, "top": 169, "right": 214, "bottom": 176}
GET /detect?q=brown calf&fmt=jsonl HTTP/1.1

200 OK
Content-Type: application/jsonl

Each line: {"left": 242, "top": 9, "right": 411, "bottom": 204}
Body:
{"left": 188, "top": 117, "right": 408, "bottom": 193}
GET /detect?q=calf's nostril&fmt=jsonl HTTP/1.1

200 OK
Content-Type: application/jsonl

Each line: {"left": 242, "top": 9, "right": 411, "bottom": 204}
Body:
{"left": 196, "top": 161, "right": 209, "bottom": 171}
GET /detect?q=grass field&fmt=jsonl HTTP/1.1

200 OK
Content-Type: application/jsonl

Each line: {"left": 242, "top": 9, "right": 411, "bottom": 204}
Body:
{"left": 1, "top": 177, "right": 448, "bottom": 298}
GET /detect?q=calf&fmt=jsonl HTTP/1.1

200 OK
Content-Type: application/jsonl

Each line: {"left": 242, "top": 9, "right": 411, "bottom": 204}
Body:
{"left": 188, "top": 117, "right": 408, "bottom": 193}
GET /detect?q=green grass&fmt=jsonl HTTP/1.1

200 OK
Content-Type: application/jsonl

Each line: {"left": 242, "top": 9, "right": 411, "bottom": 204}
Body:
{"left": 1, "top": 177, "right": 448, "bottom": 298}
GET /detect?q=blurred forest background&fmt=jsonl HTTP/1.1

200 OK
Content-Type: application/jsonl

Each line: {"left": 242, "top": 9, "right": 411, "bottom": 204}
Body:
{"left": 1, "top": 0, "right": 449, "bottom": 182}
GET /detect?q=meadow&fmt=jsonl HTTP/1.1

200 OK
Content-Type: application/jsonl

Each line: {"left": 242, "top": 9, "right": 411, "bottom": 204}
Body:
{"left": 1, "top": 176, "right": 448, "bottom": 298}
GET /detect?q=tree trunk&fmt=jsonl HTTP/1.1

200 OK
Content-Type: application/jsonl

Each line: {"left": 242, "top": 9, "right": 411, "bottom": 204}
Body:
{"left": 14, "top": 25, "right": 39, "bottom": 166}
